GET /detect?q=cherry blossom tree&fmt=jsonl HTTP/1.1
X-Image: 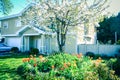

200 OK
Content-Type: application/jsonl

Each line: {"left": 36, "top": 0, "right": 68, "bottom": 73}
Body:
{"left": 22, "top": 0, "right": 109, "bottom": 52}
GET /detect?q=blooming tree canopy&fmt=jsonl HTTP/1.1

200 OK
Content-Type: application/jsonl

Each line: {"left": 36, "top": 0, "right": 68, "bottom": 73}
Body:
{"left": 22, "top": 0, "right": 108, "bottom": 52}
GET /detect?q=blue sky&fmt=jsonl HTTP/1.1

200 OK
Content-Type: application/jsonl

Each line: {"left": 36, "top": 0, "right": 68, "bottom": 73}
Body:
{"left": 10, "top": 0, "right": 28, "bottom": 13}
{"left": 0, "top": 0, "right": 120, "bottom": 17}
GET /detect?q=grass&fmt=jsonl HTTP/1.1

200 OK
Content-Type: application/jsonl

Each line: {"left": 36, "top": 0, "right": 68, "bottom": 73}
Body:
{"left": 0, "top": 54, "right": 29, "bottom": 80}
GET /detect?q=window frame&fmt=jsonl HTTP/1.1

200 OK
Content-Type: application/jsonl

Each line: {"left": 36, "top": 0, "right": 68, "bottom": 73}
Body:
{"left": 3, "top": 21, "right": 8, "bottom": 29}
{"left": 15, "top": 19, "right": 21, "bottom": 27}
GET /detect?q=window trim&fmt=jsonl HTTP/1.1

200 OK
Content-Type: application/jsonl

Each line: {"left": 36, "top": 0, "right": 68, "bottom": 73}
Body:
{"left": 3, "top": 21, "right": 8, "bottom": 29}
{"left": 15, "top": 19, "right": 21, "bottom": 27}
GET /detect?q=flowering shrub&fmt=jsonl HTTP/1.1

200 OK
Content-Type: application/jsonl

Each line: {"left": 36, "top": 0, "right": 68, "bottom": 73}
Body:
{"left": 17, "top": 53, "right": 120, "bottom": 80}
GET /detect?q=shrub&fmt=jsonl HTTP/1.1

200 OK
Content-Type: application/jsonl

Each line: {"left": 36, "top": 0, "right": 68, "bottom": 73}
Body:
{"left": 112, "top": 58, "right": 120, "bottom": 76}
{"left": 95, "top": 63, "right": 119, "bottom": 80}
{"left": 17, "top": 53, "right": 120, "bottom": 80}
{"left": 11, "top": 47, "right": 19, "bottom": 53}
{"left": 116, "top": 40, "right": 120, "bottom": 45}
{"left": 85, "top": 52, "right": 95, "bottom": 57}
{"left": 30, "top": 48, "right": 39, "bottom": 55}
{"left": 94, "top": 54, "right": 101, "bottom": 59}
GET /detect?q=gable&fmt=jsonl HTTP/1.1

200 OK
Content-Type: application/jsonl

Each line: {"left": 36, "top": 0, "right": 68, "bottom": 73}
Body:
{"left": 22, "top": 27, "right": 38, "bottom": 35}
{"left": 16, "top": 25, "right": 45, "bottom": 36}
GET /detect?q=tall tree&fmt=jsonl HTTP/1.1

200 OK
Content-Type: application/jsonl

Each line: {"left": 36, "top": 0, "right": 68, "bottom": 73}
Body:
{"left": 97, "top": 13, "right": 120, "bottom": 44}
{"left": 22, "top": 0, "right": 108, "bottom": 52}
{"left": 0, "top": 0, "right": 13, "bottom": 14}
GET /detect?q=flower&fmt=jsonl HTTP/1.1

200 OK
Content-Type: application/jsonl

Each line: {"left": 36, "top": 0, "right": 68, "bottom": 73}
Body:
{"left": 30, "top": 55, "right": 33, "bottom": 58}
{"left": 94, "top": 57, "right": 102, "bottom": 66}
{"left": 34, "top": 63, "right": 37, "bottom": 67}
{"left": 77, "top": 53, "right": 83, "bottom": 58}
{"left": 67, "top": 62, "right": 71, "bottom": 66}
{"left": 64, "top": 63, "right": 68, "bottom": 68}
{"left": 98, "top": 57, "right": 102, "bottom": 60}
{"left": 39, "top": 55, "right": 43, "bottom": 59}
{"left": 28, "top": 58, "right": 31, "bottom": 62}
{"left": 51, "top": 65, "right": 54, "bottom": 69}
{"left": 22, "top": 58, "right": 30, "bottom": 62}
{"left": 73, "top": 63, "right": 77, "bottom": 67}
{"left": 22, "top": 58, "right": 26, "bottom": 62}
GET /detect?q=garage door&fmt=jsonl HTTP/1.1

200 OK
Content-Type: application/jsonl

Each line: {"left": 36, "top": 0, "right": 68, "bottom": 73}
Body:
{"left": 7, "top": 37, "right": 21, "bottom": 50}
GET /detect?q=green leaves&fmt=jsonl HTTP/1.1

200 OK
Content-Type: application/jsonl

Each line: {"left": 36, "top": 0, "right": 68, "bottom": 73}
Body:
{"left": 0, "top": 0, "right": 13, "bottom": 14}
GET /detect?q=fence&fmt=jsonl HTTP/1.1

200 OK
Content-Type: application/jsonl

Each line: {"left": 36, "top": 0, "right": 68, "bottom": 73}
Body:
{"left": 77, "top": 44, "right": 120, "bottom": 56}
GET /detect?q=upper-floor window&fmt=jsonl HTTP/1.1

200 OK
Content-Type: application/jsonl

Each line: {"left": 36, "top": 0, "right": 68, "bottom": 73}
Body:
{"left": 3, "top": 21, "right": 8, "bottom": 29}
{"left": 15, "top": 19, "right": 21, "bottom": 27}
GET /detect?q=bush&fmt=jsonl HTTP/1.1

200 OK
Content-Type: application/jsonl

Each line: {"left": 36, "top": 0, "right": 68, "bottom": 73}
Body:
{"left": 11, "top": 47, "right": 19, "bottom": 53}
{"left": 112, "top": 58, "right": 120, "bottom": 76}
{"left": 30, "top": 48, "right": 39, "bottom": 55}
{"left": 17, "top": 53, "right": 120, "bottom": 80}
{"left": 116, "top": 40, "right": 120, "bottom": 44}
{"left": 85, "top": 52, "right": 95, "bottom": 57}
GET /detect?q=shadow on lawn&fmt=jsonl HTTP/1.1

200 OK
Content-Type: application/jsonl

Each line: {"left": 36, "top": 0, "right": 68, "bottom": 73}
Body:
{"left": 0, "top": 52, "right": 47, "bottom": 59}
{"left": 0, "top": 53, "right": 29, "bottom": 59}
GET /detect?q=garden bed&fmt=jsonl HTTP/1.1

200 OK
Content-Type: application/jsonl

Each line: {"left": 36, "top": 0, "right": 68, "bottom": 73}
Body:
{"left": 0, "top": 53, "right": 120, "bottom": 80}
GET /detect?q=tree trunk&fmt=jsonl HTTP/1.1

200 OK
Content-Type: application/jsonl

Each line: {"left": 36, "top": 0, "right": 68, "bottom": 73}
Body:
{"left": 59, "top": 44, "right": 65, "bottom": 52}
{"left": 57, "top": 32, "right": 66, "bottom": 52}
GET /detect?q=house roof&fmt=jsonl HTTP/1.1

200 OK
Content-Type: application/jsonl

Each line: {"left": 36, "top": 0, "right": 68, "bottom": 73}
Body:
{"left": 0, "top": 3, "right": 54, "bottom": 36}
{"left": 0, "top": 3, "right": 35, "bottom": 20}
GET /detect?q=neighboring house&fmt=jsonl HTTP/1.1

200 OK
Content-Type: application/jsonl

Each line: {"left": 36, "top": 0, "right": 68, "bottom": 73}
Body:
{"left": 0, "top": 4, "right": 97, "bottom": 54}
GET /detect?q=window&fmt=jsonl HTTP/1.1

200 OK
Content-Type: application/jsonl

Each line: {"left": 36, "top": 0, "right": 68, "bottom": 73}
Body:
{"left": 3, "top": 21, "right": 8, "bottom": 29}
{"left": 84, "top": 26, "right": 89, "bottom": 35}
{"left": 15, "top": 19, "right": 21, "bottom": 27}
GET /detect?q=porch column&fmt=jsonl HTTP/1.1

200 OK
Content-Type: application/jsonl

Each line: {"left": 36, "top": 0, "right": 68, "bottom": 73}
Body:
{"left": 20, "top": 35, "right": 24, "bottom": 52}
{"left": 41, "top": 35, "right": 44, "bottom": 53}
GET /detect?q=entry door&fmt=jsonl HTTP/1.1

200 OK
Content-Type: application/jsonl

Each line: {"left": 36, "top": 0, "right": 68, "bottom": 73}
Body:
{"left": 24, "top": 36, "right": 30, "bottom": 51}
{"left": 37, "top": 38, "right": 44, "bottom": 53}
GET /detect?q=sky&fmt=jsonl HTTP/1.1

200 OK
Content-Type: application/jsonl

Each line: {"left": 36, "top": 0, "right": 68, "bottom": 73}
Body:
{"left": 0, "top": 0, "right": 120, "bottom": 17}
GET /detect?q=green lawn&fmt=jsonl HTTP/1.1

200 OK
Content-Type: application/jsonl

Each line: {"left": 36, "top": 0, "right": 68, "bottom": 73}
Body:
{"left": 0, "top": 55, "right": 28, "bottom": 80}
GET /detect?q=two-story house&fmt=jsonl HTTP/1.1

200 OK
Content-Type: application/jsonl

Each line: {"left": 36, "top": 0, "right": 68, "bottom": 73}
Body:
{"left": 0, "top": 4, "right": 97, "bottom": 54}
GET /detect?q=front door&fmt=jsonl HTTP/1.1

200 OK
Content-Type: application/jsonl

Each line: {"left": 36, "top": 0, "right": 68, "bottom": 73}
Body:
{"left": 24, "top": 36, "right": 30, "bottom": 51}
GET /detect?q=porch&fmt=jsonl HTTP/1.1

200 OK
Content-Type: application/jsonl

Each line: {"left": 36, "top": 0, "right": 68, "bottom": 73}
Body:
{"left": 22, "top": 35, "right": 51, "bottom": 54}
